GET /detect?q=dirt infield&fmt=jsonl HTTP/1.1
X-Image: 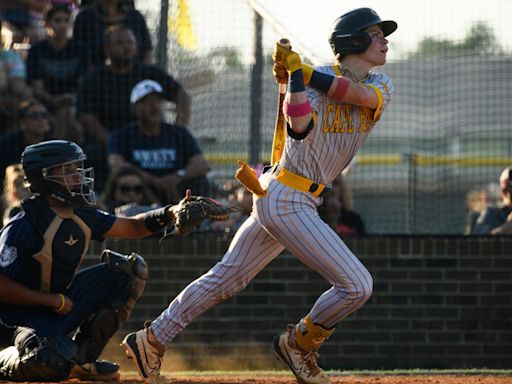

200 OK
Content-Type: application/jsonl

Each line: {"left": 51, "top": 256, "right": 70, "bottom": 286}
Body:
{"left": 3, "top": 374, "right": 512, "bottom": 384}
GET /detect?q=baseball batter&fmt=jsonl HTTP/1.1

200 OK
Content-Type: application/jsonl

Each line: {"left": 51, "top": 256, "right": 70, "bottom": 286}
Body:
{"left": 122, "top": 8, "right": 397, "bottom": 384}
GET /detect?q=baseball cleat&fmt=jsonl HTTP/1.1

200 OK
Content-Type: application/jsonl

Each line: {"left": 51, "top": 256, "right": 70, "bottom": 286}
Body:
{"left": 121, "top": 322, "right": 169, "bottom": 384}
{"left": 273, "top": 324, "right": 332, "bottom": 384}
{"left": 68, "top": 360, "right": 121, "bottom": 381}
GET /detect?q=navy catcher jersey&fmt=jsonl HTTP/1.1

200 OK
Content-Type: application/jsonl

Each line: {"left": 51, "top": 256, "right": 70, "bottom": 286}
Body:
{"left": 0, "top": 196, "right": 116, "bottom": 294}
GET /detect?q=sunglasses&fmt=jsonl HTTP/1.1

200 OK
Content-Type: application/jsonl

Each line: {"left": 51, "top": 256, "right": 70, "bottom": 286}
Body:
{"left": 24, "top": 112, "right": 49, "bottom": 120}
{"left": 118, "top": 184, "right": 143, "bottom": 194}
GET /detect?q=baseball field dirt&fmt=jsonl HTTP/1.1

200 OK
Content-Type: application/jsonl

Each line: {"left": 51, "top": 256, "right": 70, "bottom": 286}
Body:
{"left": 2, "top": 374, "right": 512, "bottom": 383}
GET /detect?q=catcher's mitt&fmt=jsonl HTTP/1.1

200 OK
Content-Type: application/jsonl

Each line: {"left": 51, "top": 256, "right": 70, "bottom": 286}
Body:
{"left": 161, "top": 195, "right": 240, "bottom": 240}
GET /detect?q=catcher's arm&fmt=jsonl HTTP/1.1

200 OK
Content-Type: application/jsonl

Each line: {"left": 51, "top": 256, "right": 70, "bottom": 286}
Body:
{"left": 106, "top": 190, "right": 239, "bottom": 240}
{"left": 104, "top": 190, "right": 193, "bottom": 239}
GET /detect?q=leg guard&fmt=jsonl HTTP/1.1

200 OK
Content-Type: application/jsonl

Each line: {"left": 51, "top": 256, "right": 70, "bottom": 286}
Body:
{"left": 0, "top": 335, "right": 76, "bottom": 381}
{"left": 295, "top": 316, "right": 335, "bottom": 352}
{"left": 75, "top": 250, "right": 147, "bottom": 364}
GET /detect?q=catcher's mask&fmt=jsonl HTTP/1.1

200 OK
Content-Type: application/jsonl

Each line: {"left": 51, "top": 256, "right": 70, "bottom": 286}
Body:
{"left": 22, "top": 140, "right": 96, "bottom": 207}
{"left": 329, "top": 7, "right": 397, "bottom": 58}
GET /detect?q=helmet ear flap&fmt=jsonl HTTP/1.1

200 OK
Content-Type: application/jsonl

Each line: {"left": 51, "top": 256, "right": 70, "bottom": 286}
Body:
{"left": 329, "top": 31, "right": 372, "bottom": 57}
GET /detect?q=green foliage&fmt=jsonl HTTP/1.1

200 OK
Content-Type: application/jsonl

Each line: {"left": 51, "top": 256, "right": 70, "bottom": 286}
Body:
{"left": 410, "top": 21, "right": 503, "bottom": 57}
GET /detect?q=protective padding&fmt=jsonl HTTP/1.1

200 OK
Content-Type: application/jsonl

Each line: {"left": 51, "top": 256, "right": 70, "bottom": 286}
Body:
{"left": 0, "top": 336, "right": 77, "bottom": 381}
{"left": 294, "top": 316, "right": 334, "bottom": 352}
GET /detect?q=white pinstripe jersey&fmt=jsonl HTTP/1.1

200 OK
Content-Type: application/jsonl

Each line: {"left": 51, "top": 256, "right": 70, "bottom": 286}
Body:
{"left": 279, "top": 64, "right": 393, "bottom": 185}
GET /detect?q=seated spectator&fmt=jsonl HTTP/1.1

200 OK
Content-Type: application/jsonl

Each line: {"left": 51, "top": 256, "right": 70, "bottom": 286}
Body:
{"left": 76, "top": 24, "right": 190, "bottom": 189}
{"left": 464, "top": 188, "right": 489, "bottom": 235}
{"left": 0, "top": 21, "right": 32, "bottom": 134}
{"left": 77, "top": 24, "right": 190, "bottom": 145}
{"left": 2, "top": 163, "right": 32, "bottom": 225}
{"left": 317, "top": 174, "right": 366, "bottom": 237}
{"left": 26, "top": 4, "right": 87, "bottom": 142}
{"left": 209, "top": 186, "right": 252, "bottom": 233}
{"left": 107, "top": 79, "right": 209, "bottom": 204}
{"left": 0, "top": 99, "right": 52, "bottom": 185}
{"left": 99, "top": 164, "right": 160, "bottom": 215}
{"left": 0, "top": 0, "right": 48, "bottom": 47}
{"left": 472, "top": 166, "right": 512, "bottom": 235}
{"left": 72, "top": 0, "right": 151, "bottom": 68}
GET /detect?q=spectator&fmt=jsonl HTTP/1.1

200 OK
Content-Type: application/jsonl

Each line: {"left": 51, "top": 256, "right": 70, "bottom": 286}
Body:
{"left": 209, "top": 185, "right": 252, "bottom": 233}
{"left": 99, "top": 164, "right": 160, "bottom": 214}
{"left": 107, "top": 79, "right": 209, "bottom": 204}
{"left": 26, "top": 4, "right": 87, "bottom": 142}
{"left": 0, "top": 0, "right": 48, "bottom": 47}
{"left": 0, "top": 99, "right": 52, "bottom": 184}
{"left": 317, "top": 174, "right": 366, "bottom": 236}
{"left": 464, "top": 188, "right": 489, "bottom": 235}
{"left": 72, "top": 0, "right": 151, "bottom": 68}
{"left": 76, "top": 23, "right": 190, "bottom": 144}
{"left": 0, "top": 21, "right": 32, "bottom": 134}
{"left": 472, "top": 166, "right": 512, "bottom": 235}
{"left": 2, "top": 163, "right": 32, "bottom": 225}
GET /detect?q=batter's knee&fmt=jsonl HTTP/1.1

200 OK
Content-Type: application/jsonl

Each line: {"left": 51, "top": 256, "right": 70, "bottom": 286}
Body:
{"left": 338, "top": 268, "right": 373, "bottom": 309}
{"left": 200, "top": 262, "right": 250, "bottom": 302}
{"left": 352, "top": 269, "right": 373, "bottom": 306}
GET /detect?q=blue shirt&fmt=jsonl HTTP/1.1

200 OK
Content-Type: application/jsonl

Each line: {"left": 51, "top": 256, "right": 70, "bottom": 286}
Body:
{"left": 108, "top": 121, "right": 202, "bottom": 176}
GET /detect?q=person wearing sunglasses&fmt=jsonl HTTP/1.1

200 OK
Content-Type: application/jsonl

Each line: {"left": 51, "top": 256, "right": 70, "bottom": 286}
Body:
{"left": 0, "top": 99, "right": 53, "bottom": 187}
{"left": 99, "top": 164, "right": 161, "bottom": 215}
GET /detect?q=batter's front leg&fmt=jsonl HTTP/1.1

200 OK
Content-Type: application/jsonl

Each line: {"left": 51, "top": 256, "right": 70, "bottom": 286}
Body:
{"left": 150, "top": 215, "right": 285, "bottom": 346}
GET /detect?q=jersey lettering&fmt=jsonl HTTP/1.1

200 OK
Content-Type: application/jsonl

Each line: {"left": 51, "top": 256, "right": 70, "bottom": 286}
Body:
{"left": 322, "top": 103, "right": 373, "bottom": 134}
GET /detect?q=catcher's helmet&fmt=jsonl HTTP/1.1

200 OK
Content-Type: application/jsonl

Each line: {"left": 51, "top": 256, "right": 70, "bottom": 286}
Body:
{"left": 329, "top": 8, "right": 397, "bottom": 57}
{"left": 22, "top": 140, "right": 96, "bottom": 207}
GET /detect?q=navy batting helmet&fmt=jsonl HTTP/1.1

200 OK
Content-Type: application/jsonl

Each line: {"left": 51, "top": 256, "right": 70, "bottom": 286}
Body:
{"left": 329, "top": 8, "right": 397, "bottom": 57}
{"left": 22, "top": 140, "right": 96, "bottom": 206}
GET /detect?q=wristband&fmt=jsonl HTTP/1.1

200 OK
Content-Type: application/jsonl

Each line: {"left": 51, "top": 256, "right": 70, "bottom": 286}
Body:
{"left": 55, "top": 294, "right": 65, "bottom": 313}
{"left": 283, "top": 100, "right": 312, "bottom": 117}
{"left": 309, "top": 70, "right": 335, "bottom": 94}
{"left": 143, "top": 205, "right": 173, "bottom": 233}
{"left": 289, "top": 70, "right": 305, "bottom": 93}
{"left": 332, "top": 77, "right": 350, "bottom": 101}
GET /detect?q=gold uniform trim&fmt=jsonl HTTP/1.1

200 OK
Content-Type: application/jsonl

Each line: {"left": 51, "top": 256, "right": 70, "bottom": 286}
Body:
{"left": 32, "top": 212, "right": 92, "bottom": 292}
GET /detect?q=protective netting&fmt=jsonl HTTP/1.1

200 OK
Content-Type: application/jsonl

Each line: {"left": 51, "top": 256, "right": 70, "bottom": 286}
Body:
{"left": 140, "top": 0, "right": 511, "bottom": 235}
{"left": 6, "top": 0, "right": 507, "bottom": 234}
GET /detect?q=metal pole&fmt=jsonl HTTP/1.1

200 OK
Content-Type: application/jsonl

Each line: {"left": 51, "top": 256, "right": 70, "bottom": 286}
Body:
{"left": 249, "top": 11, "right": 263, "bottom": 165}
{"left": 405, "top": 153, "right": 417, "bottom": 234}
{"left": 156, "top": 0, "right": 169, "bottom": 69}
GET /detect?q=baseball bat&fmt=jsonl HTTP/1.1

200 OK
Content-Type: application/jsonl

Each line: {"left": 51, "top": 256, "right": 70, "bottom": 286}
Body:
{"left": 270, "top": 38, "right": 291, "bottom": 165}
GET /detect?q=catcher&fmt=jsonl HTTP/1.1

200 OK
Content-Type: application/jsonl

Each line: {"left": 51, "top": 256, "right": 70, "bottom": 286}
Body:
{"left": 0, "top": 140, "right": 233, "bottom": 382}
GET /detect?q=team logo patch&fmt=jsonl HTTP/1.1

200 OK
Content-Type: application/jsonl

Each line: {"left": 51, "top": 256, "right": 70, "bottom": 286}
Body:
{"left": 0, "top": 245, "right": 18, "bottom": 267}
{"left": 65, "top": 234, "right": 79, "bottom": 246}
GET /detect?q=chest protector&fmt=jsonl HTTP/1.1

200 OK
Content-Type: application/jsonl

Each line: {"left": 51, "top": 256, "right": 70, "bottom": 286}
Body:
{"left": 21, "top": 197, "right": 91, "bottom": 293}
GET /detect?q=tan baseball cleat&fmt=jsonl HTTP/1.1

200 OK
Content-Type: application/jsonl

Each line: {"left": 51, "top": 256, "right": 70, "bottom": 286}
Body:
{"left": 273, "top": 324, "right": 332, "bottom": 384}
{"left": 121, "top": 322, "right": 170, "bottom": 384}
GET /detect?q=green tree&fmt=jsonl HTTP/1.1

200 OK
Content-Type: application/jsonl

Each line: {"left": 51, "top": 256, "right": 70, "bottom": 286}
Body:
{"left": 410, "top": 21, "right": 502, "bottom": 57}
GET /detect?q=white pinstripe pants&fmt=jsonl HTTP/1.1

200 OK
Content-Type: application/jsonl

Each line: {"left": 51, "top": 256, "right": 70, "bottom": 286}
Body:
{"left": 151, "top": 175, "right": 373, "bottom": 346}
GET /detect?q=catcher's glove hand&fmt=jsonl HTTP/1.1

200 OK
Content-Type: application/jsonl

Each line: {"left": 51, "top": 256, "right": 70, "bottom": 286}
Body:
{"left": 161, "top": 192, "right": 240, "bottom": 240}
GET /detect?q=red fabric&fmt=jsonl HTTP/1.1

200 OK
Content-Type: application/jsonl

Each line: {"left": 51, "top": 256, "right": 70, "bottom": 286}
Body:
{"left": 283, "top": 100, "right": 312, "bottom": 117}
{"left": 333, "top": 77, "right": 350, "bottom": 101}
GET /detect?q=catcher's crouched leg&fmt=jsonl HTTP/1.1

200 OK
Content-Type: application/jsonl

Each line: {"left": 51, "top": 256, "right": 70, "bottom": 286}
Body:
{"left": 0, "top": 330, "right": 77, "bottom": 381}
{"left": 74, "top": 250, "right": 148, "bottom": 365}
